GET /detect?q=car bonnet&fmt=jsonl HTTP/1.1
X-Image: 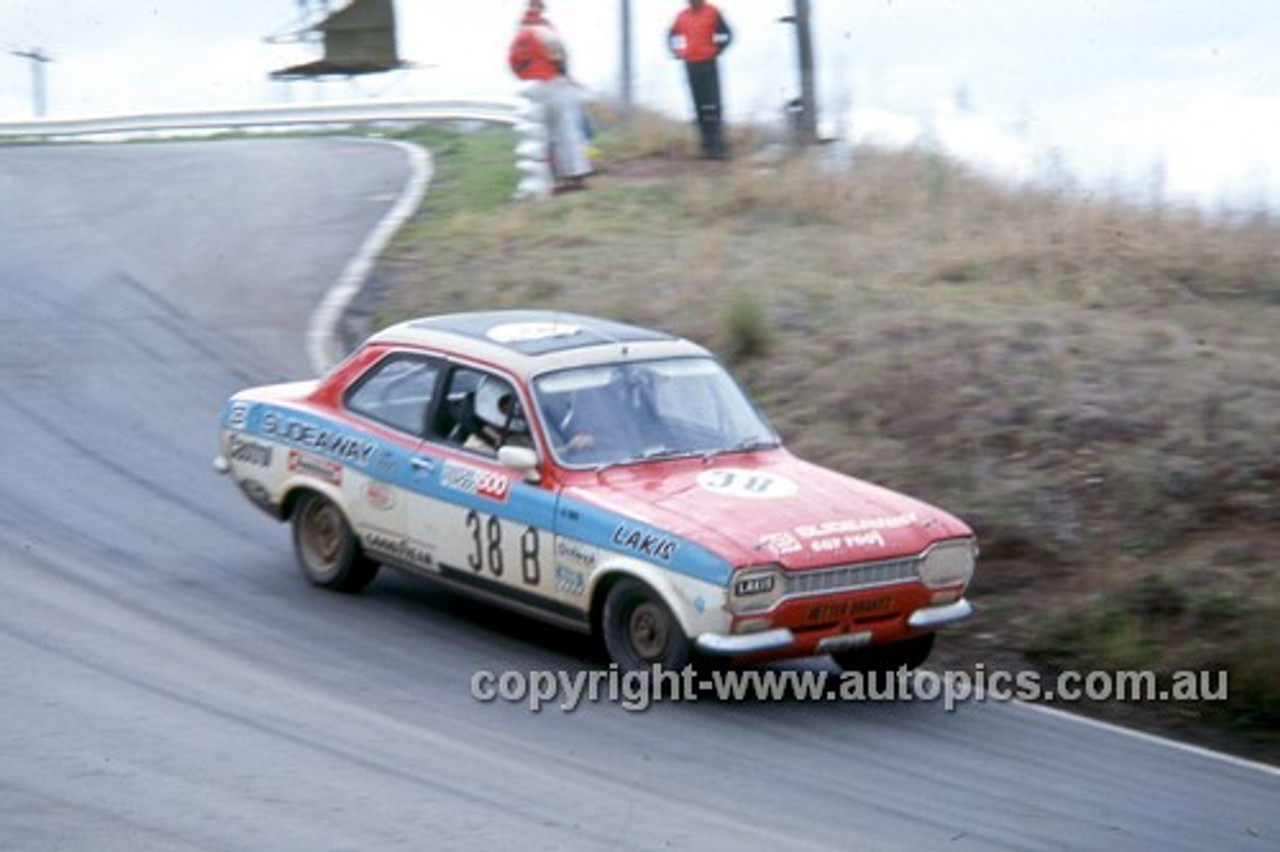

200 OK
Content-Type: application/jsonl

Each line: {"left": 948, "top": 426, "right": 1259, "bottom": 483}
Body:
{"left": 562, "top": 452, "right": 973, "bottom": 572}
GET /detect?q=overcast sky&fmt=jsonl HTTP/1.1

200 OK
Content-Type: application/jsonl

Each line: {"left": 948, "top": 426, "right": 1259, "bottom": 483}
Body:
{"left": 3, "top": 1, "right": 1278, "bottom": 211}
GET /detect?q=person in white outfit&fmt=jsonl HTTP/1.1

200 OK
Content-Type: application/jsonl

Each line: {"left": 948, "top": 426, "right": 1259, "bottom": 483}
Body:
{"left": 508, "top": 0, "right": 591, "bottom": 193}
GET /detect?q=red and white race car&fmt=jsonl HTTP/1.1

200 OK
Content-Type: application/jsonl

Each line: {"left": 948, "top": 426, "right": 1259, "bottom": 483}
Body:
{"left": 216, "top": 310, "right": 976, "bottom": 671}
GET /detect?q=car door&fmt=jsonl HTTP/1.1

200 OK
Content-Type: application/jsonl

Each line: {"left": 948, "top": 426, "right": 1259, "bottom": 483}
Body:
{"left": 404, "top": 364, "right": 572, "bottom": 624}
{"left": 340, "top": 351, "right": 445, "bottom": 572}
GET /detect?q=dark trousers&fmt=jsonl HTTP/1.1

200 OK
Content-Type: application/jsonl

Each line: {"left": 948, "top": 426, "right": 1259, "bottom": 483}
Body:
{"left": 684, "top": 60, "right": 725, "bottom": 158}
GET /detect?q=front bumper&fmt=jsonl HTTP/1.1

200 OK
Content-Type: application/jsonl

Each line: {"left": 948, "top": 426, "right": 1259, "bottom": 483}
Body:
{"left": 696, "top": 628, "right": 796, "bottom": 656}
{"left": 906, "top": 598, "right": 972, "bottom": 629}
{"left": 695, "top": 597, "right": 973, "bottom": 658}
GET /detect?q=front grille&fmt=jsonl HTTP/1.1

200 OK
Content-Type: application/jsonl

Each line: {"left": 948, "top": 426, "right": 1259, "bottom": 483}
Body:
{"left": 782, "top": 555, "right": 920, "bottom": 598}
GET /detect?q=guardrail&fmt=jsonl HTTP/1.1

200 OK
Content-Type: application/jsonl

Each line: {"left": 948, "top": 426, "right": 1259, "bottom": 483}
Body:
{"left": 0, "top": 99, "right": 518, "bottom": 139}
{"left": 0, "top": 97, "right": 555, "bottom": 199}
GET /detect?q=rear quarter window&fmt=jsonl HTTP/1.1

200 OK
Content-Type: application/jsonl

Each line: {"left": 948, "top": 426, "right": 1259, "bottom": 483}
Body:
{"left": 345, "top": 354, "right": 441, "bottom": 436}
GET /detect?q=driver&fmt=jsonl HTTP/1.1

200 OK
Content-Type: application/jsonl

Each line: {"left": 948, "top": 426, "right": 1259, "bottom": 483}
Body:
{"left": 466, "top": 375, "right": 528, "bottom": 454}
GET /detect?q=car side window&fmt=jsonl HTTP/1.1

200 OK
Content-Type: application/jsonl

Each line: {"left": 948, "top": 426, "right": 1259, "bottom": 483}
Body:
{"left": 345, "top": 353, "right": 441, "bottom": 436}
{"left": 433, "top": 367, "right": 529, "bottom": 456}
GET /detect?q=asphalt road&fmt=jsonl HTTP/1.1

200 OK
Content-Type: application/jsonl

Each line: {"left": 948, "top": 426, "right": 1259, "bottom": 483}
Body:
{"left": 0, "top": 138, "right": 1276, "bottom": 852}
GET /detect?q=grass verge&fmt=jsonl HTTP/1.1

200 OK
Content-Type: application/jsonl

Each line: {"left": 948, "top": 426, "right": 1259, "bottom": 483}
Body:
{"left": 378, "top": 121, "right": 1279, "bottom": 759}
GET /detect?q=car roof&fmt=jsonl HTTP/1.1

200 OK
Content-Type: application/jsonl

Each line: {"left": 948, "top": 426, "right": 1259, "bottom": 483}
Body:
{"left": 366, "top": 310, "right": 713, "bottom": 379}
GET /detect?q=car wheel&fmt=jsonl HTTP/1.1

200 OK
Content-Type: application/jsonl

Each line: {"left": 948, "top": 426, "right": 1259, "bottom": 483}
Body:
{"left": 832, "top": 633, "right": 935, "bottom": 673}
{"left": 291, "top": 491, "right": 379, "bottom": 593}
{"left": 601, "top": 578, "right": 691, "bottom": 671}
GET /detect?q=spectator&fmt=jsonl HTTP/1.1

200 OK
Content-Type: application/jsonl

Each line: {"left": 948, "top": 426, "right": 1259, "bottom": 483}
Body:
{"left": 508, "top": 0, "right": 592, "bottom": 193}
{"left": 668, "top": 0, "right": 733, "bottom": 159}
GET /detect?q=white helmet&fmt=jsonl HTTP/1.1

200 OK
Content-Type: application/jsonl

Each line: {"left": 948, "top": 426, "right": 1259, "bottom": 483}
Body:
{"left": 474, "top": 376, "right": 517, "bottom": 430}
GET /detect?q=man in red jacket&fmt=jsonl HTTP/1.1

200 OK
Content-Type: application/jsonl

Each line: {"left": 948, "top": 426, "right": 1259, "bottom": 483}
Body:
{"left": 509, "top": 0, "right": 591, "bottom": 193}
{"left": 668, "top": 0, "right": 733, "bottom": 159}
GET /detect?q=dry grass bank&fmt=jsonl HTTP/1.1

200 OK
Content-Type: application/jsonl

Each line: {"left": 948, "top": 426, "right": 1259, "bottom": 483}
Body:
{"left": 373, "top": 123, "right": 1279, "bottom": 758}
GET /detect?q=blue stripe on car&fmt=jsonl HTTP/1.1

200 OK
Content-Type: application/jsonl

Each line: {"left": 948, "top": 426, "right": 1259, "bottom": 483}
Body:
{"left": 230, "top": 403, "right": 733, "bottom": 588}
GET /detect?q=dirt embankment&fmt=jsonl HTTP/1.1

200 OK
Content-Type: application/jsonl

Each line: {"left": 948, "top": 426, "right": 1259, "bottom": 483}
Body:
{"left": 370, "top": 127, "right": 1279, "bottom": 763}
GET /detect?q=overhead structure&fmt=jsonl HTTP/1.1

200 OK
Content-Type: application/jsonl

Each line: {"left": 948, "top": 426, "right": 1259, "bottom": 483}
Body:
{"left": 270, "top": 0, "right": 404, "bottom": 80}
{"left": 11, "top": 48, "right": 53, "bottom": 117}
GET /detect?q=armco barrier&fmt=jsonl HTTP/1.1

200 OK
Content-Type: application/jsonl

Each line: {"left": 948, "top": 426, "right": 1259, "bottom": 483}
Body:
{"left": 0, "top": 98, "right": 552, "bottom": 201}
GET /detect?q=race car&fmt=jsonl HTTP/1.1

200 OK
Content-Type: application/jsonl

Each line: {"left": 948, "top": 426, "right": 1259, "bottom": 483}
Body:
{"left": 215, "top": 310, "right": 976, "bottom": 671}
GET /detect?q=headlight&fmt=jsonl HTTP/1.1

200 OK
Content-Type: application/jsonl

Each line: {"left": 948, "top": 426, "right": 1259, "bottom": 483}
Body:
{"left": 728, "top": 563, "right": 785, "bottom": 615}
{"left": 916, "top": 539, "right": 976, "bottom": 589}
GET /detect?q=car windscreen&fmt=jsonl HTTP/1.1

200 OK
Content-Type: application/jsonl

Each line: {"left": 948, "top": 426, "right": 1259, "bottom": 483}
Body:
{"left": 532, "top": 356, "right": 778, "bottom": 468}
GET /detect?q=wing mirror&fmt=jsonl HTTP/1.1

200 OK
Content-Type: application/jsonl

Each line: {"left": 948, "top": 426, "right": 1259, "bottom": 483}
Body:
{"left": 498, "top": 445, "right": 541, "bottom": 483}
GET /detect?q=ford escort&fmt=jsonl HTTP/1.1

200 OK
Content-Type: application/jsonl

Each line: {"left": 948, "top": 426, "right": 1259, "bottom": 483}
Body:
{"left": 215, "top": 310, "right": 976, "bottom": 671}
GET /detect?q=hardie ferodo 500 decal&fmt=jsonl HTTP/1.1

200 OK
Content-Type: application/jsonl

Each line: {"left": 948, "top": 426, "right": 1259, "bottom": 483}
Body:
{"left": 440, "top": 461, "right": 511, "bottom": 502}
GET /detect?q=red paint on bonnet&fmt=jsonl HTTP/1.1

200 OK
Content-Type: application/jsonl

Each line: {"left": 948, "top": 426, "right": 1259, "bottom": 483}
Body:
{"left": 560, "top": 451, "right": 972, "bottom": 570}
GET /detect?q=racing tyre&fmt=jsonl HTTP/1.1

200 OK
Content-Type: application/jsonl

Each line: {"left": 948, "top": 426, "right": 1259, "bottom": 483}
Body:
{"left": 601, "top": 578, "right": 692, "bottom": 671}
{"left": 832, "top": 633, "right": 935, "bottom": 674}
{"left": 291, "top": 492, "right": 380, "bottom": 593}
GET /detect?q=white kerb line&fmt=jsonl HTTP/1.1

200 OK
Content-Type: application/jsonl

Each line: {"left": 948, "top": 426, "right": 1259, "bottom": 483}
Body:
{"left": 306, "top": 139, "right": 434, "bottom": 375}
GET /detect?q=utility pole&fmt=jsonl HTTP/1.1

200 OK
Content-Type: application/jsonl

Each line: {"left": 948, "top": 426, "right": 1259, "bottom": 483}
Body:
{"left": 619, "top": 0, "right": 633, "bottom": 119}
{"left": 780, "top": 1, "right": 817, "bottom": 144}
{"left": 11, "top": 47, "right": 52, "bottom": 117}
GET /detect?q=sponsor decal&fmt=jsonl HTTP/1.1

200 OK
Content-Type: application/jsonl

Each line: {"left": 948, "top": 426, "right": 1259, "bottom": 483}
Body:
{"left": 226, "top": 402, "right": 249, "bottom": 431}
{"left": 486, "top": 321, "right": 582, "bottom": 344}
{"left": 288, "top": 450, "right": 342, "bottom": 485}
{"left": 697, "top": 468, "right": 798, "bottom": 500}
{"left": 555, "top": 538, "right": 598, "bottom": 573}
{"left": 441, "top": 462, "right": 511, "bottom": 503}
{"left": 611, "top": 524, "right": 678, "bottom": 562}
{"left": 554, "top": 564, "right": 586, "bottom": 596}
{"left": 371, "top": 449, "right": 399, "bottom": 475}
{"left": 261, "top": 411, "right": 376, "bottom": 467}
{"left": 228, "top": 435, "right": 272, "bottom": 467}
{"left": 809, "top": 531, "right": 886, "bottom": 553}
{"left": 734, "top": 574, "right": 776, "bottom": 596}
{"left": 758, "top": 531, "right": 804, "bottom": 555}
{"left": 362, "top": 481, "right": 397, "bottom": 511}
{"left": 762, "top": 514, "right": 918, "bottom": 555}
{"left": 794, "top": 514, "right": 918, "bottom": 539}
{"left": 806, "top": 595, "right": 894, "bottom": 623}
{"left": 364, "top": 529, "right": 434, "bottom": 570}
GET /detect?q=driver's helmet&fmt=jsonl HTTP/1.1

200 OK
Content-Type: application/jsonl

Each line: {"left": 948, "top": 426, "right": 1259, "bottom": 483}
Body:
{"left": 474, "top": 376, "right": 522, "bottom": 431}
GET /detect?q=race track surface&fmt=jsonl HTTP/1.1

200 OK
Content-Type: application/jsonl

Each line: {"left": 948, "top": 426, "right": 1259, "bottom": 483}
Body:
{"left": 0, "top": 138, "right": 1275, "bottom": 851}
